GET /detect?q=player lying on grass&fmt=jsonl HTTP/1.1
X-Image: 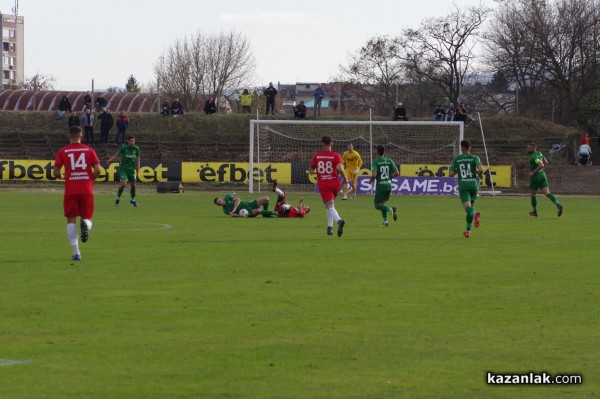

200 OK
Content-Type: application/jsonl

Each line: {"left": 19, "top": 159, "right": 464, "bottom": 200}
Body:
{"left": 272, "top": 180, "right": 310, "bottom": 218}
{"left": 213, "top": 194, "right": 278, "bottom": 217}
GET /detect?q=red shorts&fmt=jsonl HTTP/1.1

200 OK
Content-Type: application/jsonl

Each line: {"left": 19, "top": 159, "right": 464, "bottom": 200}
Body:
{"left": 318, "top": 180, "right": 341, "bottom": 204}
{"left": 64, "top": 193, "right": 94, "bottom": 219}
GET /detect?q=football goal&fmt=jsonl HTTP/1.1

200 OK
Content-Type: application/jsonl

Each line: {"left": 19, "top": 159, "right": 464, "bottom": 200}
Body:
{"left": 249, "top": 120, "right": 464, "bottom": 193}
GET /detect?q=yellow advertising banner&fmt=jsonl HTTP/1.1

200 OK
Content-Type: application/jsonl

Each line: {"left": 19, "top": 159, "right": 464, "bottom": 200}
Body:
{"left": 400, "top": 164, "right": 512, "bottom": 188}
{"left": 181, "top": 162, "right": 292, "bottom": 184}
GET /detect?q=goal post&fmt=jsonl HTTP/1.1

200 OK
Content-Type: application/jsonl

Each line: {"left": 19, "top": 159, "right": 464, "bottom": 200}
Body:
{"left": 249, "top": 120, "right": 464, "bottom": 193}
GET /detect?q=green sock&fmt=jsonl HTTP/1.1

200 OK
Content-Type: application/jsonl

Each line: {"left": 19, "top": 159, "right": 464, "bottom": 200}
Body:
{"left": 547, "top": 193, "right": 559, "bottom": 206}
{"left": 531, "top": 196, "right": 537, "bottom": 211}
{"left": 261, "top": 210, "right": 277, "bottom": 217}
{"left": 466, "top": 206, "right": 475, "bottom": 230}
{"left": 131, "top": 187, "right": 136, "bottom": 200}
{"left": 263, "top": 202, "right": 268, "bottom": 210}
{"left": 377, "top": 205, "right": 388, "bottom": 221}
{"left": 117, "top": 187, "right": 124, "bottom": 198}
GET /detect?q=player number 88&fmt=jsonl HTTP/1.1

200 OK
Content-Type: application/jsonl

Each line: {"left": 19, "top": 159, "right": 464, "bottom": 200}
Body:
{"left": 317, "top": 161, "right": 334, "bottom": 174}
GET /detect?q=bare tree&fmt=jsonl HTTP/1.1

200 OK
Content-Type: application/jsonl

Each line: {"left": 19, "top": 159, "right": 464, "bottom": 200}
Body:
{"left": 154, "top": 31, "right": 255, "bottom": 112}
{"left": 19, "top": 73, "right": 56, "bottom": 91}
{"left": 484, "top": 0, "right": 600, "bottom": 124}
{"left": 401, "top": 3, "right": 490, "bottom": 106}
{"left": 336, "top": 36, "right": 406, "bottom": 116}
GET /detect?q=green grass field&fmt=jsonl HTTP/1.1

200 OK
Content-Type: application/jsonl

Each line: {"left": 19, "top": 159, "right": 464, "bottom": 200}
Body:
{"left": 0, "top": 186, "right": 598, "bottom": 398}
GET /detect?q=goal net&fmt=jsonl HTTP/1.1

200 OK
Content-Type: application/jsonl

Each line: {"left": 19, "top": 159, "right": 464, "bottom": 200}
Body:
{"left": 249, "top": 120, "right": 464, "bottom": 193}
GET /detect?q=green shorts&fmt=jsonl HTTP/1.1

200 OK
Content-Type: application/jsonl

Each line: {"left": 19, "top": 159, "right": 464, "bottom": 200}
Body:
{"left": 239, "top": 200, "right": 259, "bottom": 217}
{"left": 119, "top": 169, "right": 136, "bottom": 182}
{"left": 374, "top": 188, "right": 391, "bottom": 204}
{"left": 458, "top": 188, "right": 478, "bottom": 204}
{"left": 529, "top": 172, "right": 548, "bottom": 190}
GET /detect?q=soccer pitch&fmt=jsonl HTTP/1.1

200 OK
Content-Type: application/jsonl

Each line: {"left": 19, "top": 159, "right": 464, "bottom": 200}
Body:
{"left": 0, "top": 187, "right": 598, "bottom": 398}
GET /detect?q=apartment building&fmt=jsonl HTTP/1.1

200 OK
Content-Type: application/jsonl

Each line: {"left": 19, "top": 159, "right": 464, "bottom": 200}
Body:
{"left": 1, "top": 11, "right": 24, "bottom": 87}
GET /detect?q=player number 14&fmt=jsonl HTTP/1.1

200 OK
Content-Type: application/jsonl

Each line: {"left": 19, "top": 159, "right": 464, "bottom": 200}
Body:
{"left": 68, "top": 152, "right": 88, "bottom": 170}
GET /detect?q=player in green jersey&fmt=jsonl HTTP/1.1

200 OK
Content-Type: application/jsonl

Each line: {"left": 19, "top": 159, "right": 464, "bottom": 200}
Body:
{"left": 527, "top": 142, "right": 563, "bottom": 217}
{"left": 449, "top": 140, "right": 484, "bottom": 238}
{"left": 369, "top": 145, "right": 399, "bottom": 227}
{"left": 213, "top": 194, "right": 278, "bottom": 217}
{"left": 107, "top": 135, "right": 141, "bottom": 207}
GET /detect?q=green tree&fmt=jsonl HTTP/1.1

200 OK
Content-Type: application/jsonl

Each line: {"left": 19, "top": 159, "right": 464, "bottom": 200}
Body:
{"left": 126, "top": 75, "right": 141, "bottom": 93}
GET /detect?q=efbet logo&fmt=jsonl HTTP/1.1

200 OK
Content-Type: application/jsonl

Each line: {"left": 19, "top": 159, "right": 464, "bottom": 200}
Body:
{"left": 416, "top": 165, "right": 448, "bottom": 177}
{"left": 186, "top": 162, "right": 291, "bottom": 184}
{"left": 197, "top": 163, "right": 277, "bottom": 182}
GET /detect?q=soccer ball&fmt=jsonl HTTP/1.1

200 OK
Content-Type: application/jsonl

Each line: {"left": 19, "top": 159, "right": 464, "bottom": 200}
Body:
{"left": 238, "top": 209, "right": 249, "bottom": 218}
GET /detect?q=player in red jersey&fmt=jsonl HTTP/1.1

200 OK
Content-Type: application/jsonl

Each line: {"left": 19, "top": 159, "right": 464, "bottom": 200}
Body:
{"left": 309, "top": 136, "right": 346, "bottom": 236}
{"left": 53, "top": 126, "right": 101, "bottom": 261}
{"left": 272, "top": 180, "right": 310, "bottom": 218}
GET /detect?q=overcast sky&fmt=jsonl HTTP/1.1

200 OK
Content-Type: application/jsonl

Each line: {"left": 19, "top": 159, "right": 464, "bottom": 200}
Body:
{"left": 1, "top": 0, "right": 497, "bottom": 91}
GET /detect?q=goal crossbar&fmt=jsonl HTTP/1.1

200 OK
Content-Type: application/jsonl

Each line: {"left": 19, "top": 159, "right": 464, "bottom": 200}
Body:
{"left": 249, "top": 119, "right": 464, "bottom": 193}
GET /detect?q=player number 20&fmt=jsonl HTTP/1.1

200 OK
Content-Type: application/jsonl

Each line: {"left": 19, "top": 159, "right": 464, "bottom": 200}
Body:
{"left": 317, "top": 160, "right": 334, "bottom": 175}
{"left": 380, "top": 165, "right": 390, "bottom": 179}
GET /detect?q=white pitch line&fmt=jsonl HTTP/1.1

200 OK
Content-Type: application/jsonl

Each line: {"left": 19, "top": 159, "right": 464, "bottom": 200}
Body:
{"left": 0, "top": 359, "right": 31, "bottom": 367}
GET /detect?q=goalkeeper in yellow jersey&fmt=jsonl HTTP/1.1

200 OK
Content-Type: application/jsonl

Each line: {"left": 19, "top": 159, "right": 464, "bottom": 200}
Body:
{"left": 342, "top": 142, "right": 363, "bottom": 200}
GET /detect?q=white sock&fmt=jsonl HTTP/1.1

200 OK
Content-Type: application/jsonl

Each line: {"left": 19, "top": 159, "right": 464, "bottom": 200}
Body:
{"left": 328, "top": 207, "right": 341, "bottom": 223}
{"left": 326, "top": 209, "right": 333, "bottom": 227}
{"left": 67, "top": 223, "right": 79, "bottom": 255}
{"left": 275, "top": 188, "right": 284, "bottom": 197}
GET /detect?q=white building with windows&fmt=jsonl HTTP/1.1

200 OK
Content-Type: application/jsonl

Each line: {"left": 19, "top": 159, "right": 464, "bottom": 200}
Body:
{"left": 1, "top": 11, "right": 24, "bottom": 87}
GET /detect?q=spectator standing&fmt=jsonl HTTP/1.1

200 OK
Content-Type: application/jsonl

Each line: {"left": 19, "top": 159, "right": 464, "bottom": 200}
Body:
{"left": 238, "top": 89, "right": 253, "bottom": 113}
{"left": 98, "top": 109, "right": 114, "bottom": 144}
{"left": 81, "top": 109, "right": 95, "bottom": 145}
{"left": 445, "top": 103, "right": 456, "bottom": 121}
{"left": 52, "top": 126, "right": 101, "bottom": 261}
{"left": 454, "top": 103, "right": 468, "bottom": 123}
{"left": 115, "top": 111, "right": 130, "bottom": 146}
{"left": 204, "top": 98, "right": 217, "bottom": 114}
{"left": 393, "top": 102, "right": 407, "bottom": 121}
{"left": 263, "top": 82, "right": 278, "bottom": 115}
{"left": 433, "top": 104, "right": 446, "bottom": 121}
{"left": 68, "top": 112, "right": 80, "bottom": 128}
{"left": 83, "top": 92, "right": 92, "bottom": 111}
{"left": 56, "top": 96, "right": 72, "bottom": 119}
{"left": 293, "top": 100, "right": 307, "bottom": 118}
{"left": 171, "top": 98, "right": 184, "bottom": 116}
{"left": 313, "top": 84, "right": 325, "bottom": 117}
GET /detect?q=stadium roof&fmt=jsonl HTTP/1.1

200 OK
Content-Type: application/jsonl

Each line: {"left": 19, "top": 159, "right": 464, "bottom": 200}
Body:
{"left": 0, "top": 89, "right": 160, "bottom": 112}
